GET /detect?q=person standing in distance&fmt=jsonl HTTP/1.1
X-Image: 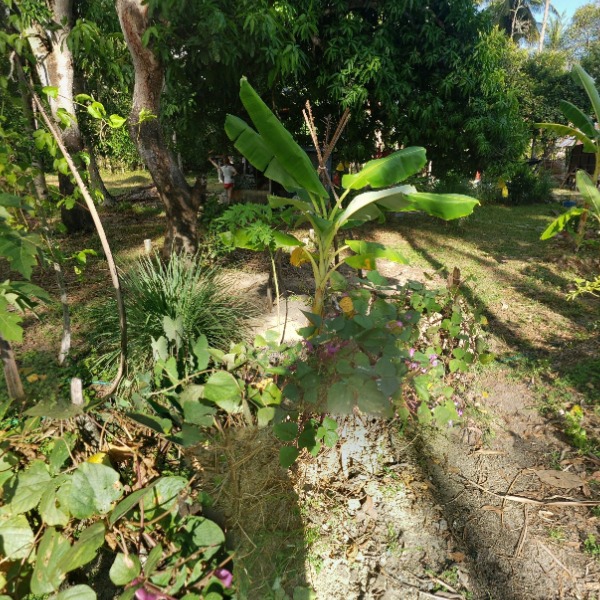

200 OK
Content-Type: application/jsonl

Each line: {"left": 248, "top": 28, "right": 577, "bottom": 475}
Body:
{"left": 210, "top": 157, "right": 237, "bottom": 204}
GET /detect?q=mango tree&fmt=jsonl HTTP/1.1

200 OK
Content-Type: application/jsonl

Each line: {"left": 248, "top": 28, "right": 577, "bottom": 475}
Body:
{"left": 225, "top": 78, "right": 479, "bottom": 317}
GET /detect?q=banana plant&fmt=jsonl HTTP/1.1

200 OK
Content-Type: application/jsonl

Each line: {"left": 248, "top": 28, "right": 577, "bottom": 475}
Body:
{"left": 536, "top": 64, "right": 600, "bottom": 244}
{"left": 225, "top": 78, "right": 479, "bottom": 317}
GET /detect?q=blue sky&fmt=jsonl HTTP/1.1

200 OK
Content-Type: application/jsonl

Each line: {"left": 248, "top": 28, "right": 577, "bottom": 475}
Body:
{"left": 551, "top": 0, "right": 589, "bottom": 22}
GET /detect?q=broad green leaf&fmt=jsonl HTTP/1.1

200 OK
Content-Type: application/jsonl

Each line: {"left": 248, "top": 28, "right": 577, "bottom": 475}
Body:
{"left": 49, "top": 439, "right": 72, "bottom": 475}
{"left": 0, "top": 514, "right": 34, "bottom": 560}
{"left": 143, "top": 543, "right": 163, "bottom": 575}
{"left": 535, "top": 122, "right": 596, "bottom": 153}
{"left": 57, "top": 522, "right": 105, "bottom": 573}
{"left": 0, "top": 303, "right": 23, "bottom": 342}
{"left": 559, "top": 100, "right": 597, "bottom": 140}
{"left": 109, "top": 553, "right": 141, "bottom": 586}
{"left": 576, "top": 170, "right": 600, "bottom": 215}
{"left": 417, "top": 402, "right": 432, "bottom": 424}
{"left": 182, "top": 399, "right": 215, "bottom": 426}
{"left": 357, "top": 379, "right": 393, "bottom": 417}
{"left": 405, "top": 192, "right": 479, "bottom": 221}
{"left": 31, "top": 528, "right": 70, "bottom": 594}
{"left": 42, "top": 85, "right": 58, "bottom": 98}
{"left": 87, "top": 101, "right": 106, "bottom": 120}
{"left": 327, "top": 381, "right": 351, "bottom": 414}
{"left": 573, "top": 64, "right": 600, "bottom": 127}
{"left": 151, "top": 336, "right": 169, "bottom": 361}
{"left": 272, "top": 230, "right": 302, "bottom": 249}
{"left": 0, "top": 231, "right": 40, "bottom": 278}
{"left": 186, "top": 517, "right": 225, "bottom": 559}
{"left": 74, "top": 93, "right": 93, "bottom": 103}
{"left": 273, "top": 422, "right": 299, "bottom": 441}
{"left": 203, "top": 371, "right": 241, "bottom": 411}
{"left": 225, "top": 115, "right": 304, "bottom": 193}
{"left": 126, "top": 412, "right": 172, "bottom": 434}
{"left": 39, "top": 486, "right": 69, "bottom": 526}
{"left": 540, "top": 206, "right": 584, "bottom": 240}
{"left": 0, "top": 193, "right": 25, "bottom": 208}
{"left": 142, "top": 476, "right": 187, "bottom": 520}
{"left": 432, "top": 400, "right": 459, "bottom": 426}
{"left": 336, "top": 185, "right": 413, "bottom": 226}
{"left": 268, "top": 194, "right": 313, "bottom": 215}
{"left": 237, "top": 78, "right": 327, "bottom": 197}
{"left": 55, "top": 157, "right": 69, "bottom": 175}
{"left": 10, "top": 460, "right": 52, "bottom": 513}
{"left": 345, "top": 240, "right": 408, "bottom": 264}
{"left": 55, "top": 585, "right": 97, "bottom": 600}
{"left": 56, "top": 108, "right": 75, "bottom": 127}
{"left": 257, "top": 406, "right": 275, "bottom": 427}
{"left": 330, "top": 271, "right": 349, "bottom": 292}
{"left": 66, "top": 463, "right": 123, "bottom": 519}
{"left": 8, "top": 280, "right": 52, "bottom": 304}
{"left": 109, "top": 479, "right": 159, "bottom": 526}
{"left": 192, "top": 334, "right": 210, "bottom": 370}
{"left": 163, "top": 315, "right": 184, "bottom": 347}
{"left": 343, "top": 254, "right": 377, "bottom": 270}
{"left": 279, "top": 446, "right": 300, "bottom": 468}
{"left": 342, "top": 147, "right": 426, "bottom": 190}
{"left": 108, "top": 114, "right": 127, "bottom": 128}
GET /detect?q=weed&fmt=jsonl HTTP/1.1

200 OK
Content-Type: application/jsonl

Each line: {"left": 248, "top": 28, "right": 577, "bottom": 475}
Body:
{"left": 584, "top": 534, "right": 600, "bottom": 558}
{"left": 548, "top": 528, "right": 565, "bottom": 542}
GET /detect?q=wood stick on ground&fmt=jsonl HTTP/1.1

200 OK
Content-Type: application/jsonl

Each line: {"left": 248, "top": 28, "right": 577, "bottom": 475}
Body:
{"left": 463, "top": 476, "right": 600, "bottom": 507}
{"left": 513, "top": 504, "right": 529, "bottom": 558}
{"left": 537, "top": 541, "right": 574, "bottom": 580}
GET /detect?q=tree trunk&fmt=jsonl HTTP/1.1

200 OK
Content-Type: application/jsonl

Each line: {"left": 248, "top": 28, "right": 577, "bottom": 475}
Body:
{"left": 538, "top": 0, "right": 551, "bottom": 52}
{"left": 0, "top": 336, "right": 25, "bottom": 401}
{"left": 26, "top": 0, "right": 94, "bottom": 233}
{"left": 116, "top": 0, "right": 200, "bottom": 256}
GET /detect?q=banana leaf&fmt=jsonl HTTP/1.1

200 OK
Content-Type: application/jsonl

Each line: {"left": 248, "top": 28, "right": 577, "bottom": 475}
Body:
{"left": 573, "top": 64, "right": 600, "bottom": 126}
{"left": 404, "top": 192, "right": 480, "bottom": 220}
{"left": 225, "top": 115, "right": 302, "bottom": 193}
{"left": 540, "top": 206, "right": 584, "bottom": 240}
{"left": 238, "top": 78, "right": 328, "bottom": 199}
{"left": 535, "top": 122, "right": 596, "bottom": 153}
{"left": 559, "top": 100, "right": 597, "bottom": 140}
{"left": 341, "top": 147, "right": 426, "bottom": 191}
{"left": 344, "top": 240, "right": 408, "bottom": 264}
{"left": 576, "top": 170, "right": 600, "bottom": 216}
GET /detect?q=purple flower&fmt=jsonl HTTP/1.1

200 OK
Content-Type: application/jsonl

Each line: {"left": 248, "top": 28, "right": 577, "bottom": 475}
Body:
{"left": 408, "top": 361, "right": 419, "bottom": 370}
{"left": 408, "top": 348, "right": 415, "bottom": 358}
{"left": 429, "top": 354, "right": 439, "bottom": 367}
{"left": 215, "top": 568, "right": 233, "bottom": 588}
{"left": 324, "top": 342, "right": 341, "bottom": 357}
{"left": 303, "top": 340, "right": 314, "bottom": 352}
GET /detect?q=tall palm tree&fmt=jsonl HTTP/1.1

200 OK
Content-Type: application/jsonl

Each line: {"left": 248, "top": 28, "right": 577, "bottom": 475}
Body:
{"left": 482, "top": 0, "right": 557, "bottom": 44}
{"left": 545, "top": 11, "right": 567, "bottom": 51}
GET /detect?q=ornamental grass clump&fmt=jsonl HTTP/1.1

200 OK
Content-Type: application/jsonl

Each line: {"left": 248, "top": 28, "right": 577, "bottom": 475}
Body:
{"left": 88, "top": 252, "right": 257, "bottom": 382}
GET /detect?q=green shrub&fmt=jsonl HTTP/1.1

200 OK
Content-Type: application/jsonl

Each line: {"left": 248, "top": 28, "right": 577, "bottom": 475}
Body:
{"left": 431, "top": 171, "right": 476, "bottom": 196}
{"left": 88, "top": 252, "right": 257, "bottom": 381}
{"left": 478, "top": 164, "right": 554, "bottom": 205}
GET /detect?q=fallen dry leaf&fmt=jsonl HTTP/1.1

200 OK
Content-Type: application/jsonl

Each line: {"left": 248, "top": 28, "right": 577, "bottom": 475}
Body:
{"left": 449, "top": 551, "right": 466, "bottom": 563}
{"left": 535, "top": 469, "right": 585, "bottom": 489}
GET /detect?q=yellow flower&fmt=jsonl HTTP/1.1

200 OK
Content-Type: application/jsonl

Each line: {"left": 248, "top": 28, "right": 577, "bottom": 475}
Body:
{"left": 87, "top": 452, "right": 112, "bottom": 467}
